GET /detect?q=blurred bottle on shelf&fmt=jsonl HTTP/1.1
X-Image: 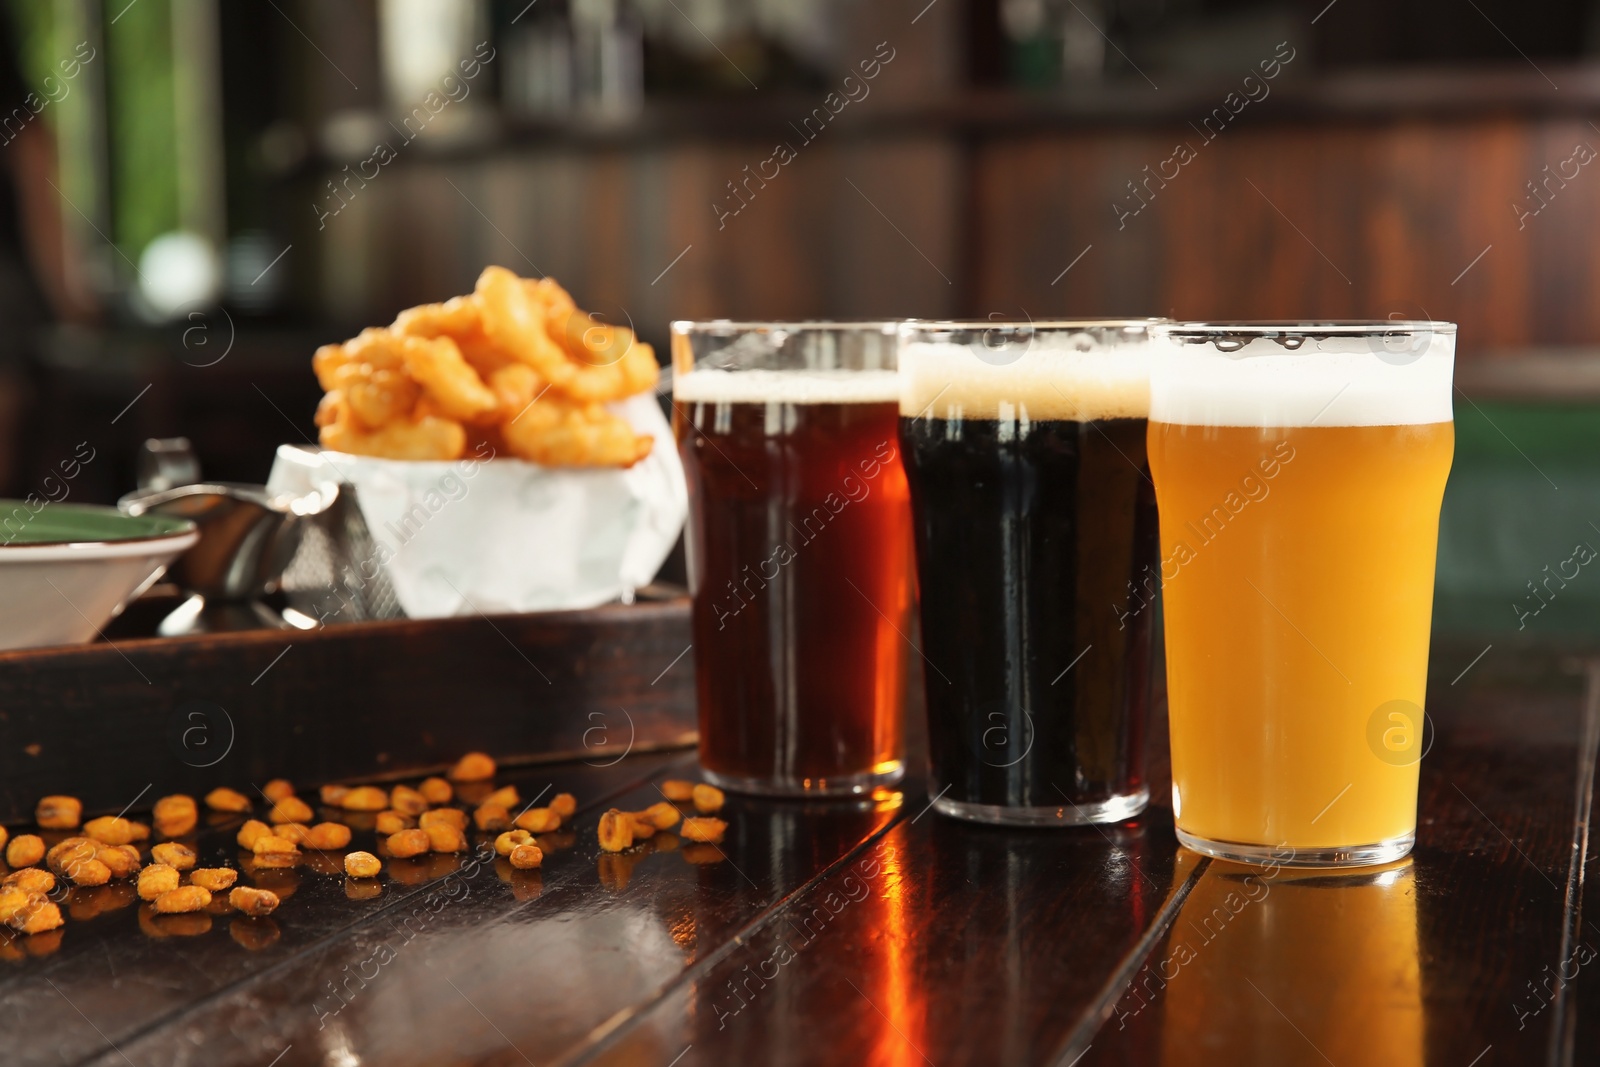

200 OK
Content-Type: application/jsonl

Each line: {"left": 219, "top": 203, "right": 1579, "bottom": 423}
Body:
{"left": 503, "top": 0, "right": 575, "bottom": 116}
{"left": 504, "top": 0, "right": 643, "bottom": 119}
{"left": 1001, "top": 0, "right": 1108, "bottom": 86}
{"left": 378, "top": 0, "right": 494, "bottom": 133}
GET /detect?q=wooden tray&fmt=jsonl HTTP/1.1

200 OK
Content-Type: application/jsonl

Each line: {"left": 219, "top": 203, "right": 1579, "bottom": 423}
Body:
{"left": 0, "top": 596, "right": 695, "bottom": 824}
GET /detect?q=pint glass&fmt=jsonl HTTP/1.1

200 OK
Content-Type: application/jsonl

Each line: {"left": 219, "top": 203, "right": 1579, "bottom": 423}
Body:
{"left": 1148, "top": 321, "right": 1455, "bottom": 866}
{"left": 898, "top": 321, "right": 1159, "bottom": 825}
{"left": 672, "top": 322, "right": 911, "bottom": 796}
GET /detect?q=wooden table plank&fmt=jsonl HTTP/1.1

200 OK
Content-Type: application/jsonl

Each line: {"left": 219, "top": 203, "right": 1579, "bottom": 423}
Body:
{"left": 1081, "top": 646, "right": 1598, "bottom": 1067}
{"left": 59, "top": 758, "right": 900, "bottom": 1067}
{"left": 579, "top": 806, "right": 1195, "bottom": 1067}
{"left": 3, "top": 638, "right": 1595, "bottom": 1067}
{"left": 2, "top": 753, "right": 680, "bottom": 1067}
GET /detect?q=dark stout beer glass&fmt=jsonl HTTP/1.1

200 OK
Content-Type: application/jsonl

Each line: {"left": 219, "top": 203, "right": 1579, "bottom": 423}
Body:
{"left": 672, "top": 322, "right": 911, "bottom": 796}
{"left": 898, "top": 321, "right": 1159, "bottom": 825}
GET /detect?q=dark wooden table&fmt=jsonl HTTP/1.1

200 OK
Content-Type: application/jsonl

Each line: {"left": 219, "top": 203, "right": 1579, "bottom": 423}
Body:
{"left": 2, "top": 634, "right": 1595, "bottom": 1067}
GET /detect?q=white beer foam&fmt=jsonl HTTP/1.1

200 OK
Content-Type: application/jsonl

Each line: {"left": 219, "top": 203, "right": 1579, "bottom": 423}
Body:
{"left": 673, "top": 368, "right": 900, "bottom": 405}
{"left": 900, "top": 337, "right": 1151, "bottom": 421}
{"left": 1148, "top": 333, "right": 1455, "bottom": 427}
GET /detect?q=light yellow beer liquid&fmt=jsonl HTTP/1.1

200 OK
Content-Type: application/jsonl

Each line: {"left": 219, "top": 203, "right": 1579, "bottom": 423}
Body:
{"left": 1149, "top": 421, "right": 1454, "bottom": 852}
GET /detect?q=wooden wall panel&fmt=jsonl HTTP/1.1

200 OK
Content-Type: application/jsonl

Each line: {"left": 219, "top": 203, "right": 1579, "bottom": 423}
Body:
{"left": 973, "top": 132, "right": 1164, "bottom": 320}
{"left": 1524, "top": 119, "right": 1600, "bottom": 346}
{"left": 975, "top": 117, "right": 1600, "bottom": 352}
{"left": 831, "top": 137, "right": 962, "bottom": 318}
{"left": 312, "top": 112, "right": 1600, "bottom": 356}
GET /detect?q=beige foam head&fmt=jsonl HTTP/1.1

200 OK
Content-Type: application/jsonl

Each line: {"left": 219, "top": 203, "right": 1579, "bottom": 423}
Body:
{"left": 900, "top": 329, "right": 1152, "bottom": 422}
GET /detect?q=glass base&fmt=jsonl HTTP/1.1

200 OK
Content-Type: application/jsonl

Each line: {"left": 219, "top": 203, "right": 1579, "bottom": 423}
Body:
{"left": 701, "top": 761, "right": 904, "bottom": 798}
{"left": 1175, "top": 827, "right": 1416, "bottom": 868}
{"left": 933, "top": 785, "right": 1150, "bottom": 827}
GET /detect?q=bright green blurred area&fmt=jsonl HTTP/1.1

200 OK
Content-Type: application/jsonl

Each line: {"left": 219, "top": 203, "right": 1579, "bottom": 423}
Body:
{"left": 1436, "top": 401, "right": 1600, "bottom": 639}
{"left": 8, "top": 0, "right": 179, "bottom": 264}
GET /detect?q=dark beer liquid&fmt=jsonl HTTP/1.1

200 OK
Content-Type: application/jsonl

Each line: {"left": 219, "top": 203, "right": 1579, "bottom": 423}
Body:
{"left": 676, "top": 394, "right": 910, "bottom": 792}
{"left": 899, "top": 413, "right": 1157, "bottom": 813}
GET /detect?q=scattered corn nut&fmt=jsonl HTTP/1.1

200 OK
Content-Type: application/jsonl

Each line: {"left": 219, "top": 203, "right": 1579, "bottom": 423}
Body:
{"left": 274, "top": 823, "right": 312, "bottom": 845}
{"left": 0, "top": 825, "right": 8, "bottom": 851}
{"left": 597, "top": 809, "right": 634, "bottom": 852}
{"left": 2, "top": 868, "right": 53, "bottom": 894}
{"left": 320, "top": 784, "right": 351, "bottom": 806}
{"left": 418, "top": 808, "right": 467, "bottom": 832}
{"left": 250, "top": 835, "right": 300, "bottom": 869}
{"left": 251, "top": 853, "right": 300, "bottom": 870}
{"left": 36, "top": 795, "right": 83, "bottom": 829}
{"left": 628, "top": 815, "right": 657, "bottom": 838}
{"left": 67, "top": 858, "right": 112, "bottom": 886}
{"left": 509, "top": 843, "right": 543, "bottom": 870}
{"left": 340, "top": 786, "right": 390, "bottom": 812}
{"left": 263, "top": 779, "right": 296, "bottom": 803}
{"left": 424, "top": 823, "right": 467, "bottom": 853}
{"left": 138, "top": 864, "right": 181, "bottom": 901}
{"left": 448, "top": 752, "right": 496, "bottom": 782}
{"left": 375, "top": 810, "right": 413, "bottom": 835}
{"left": 482, "top": 786, "right": 519, "bottom": 809}
{"left": 82, "top": 816, "right": 140, "bottom": 846}
{"left": 474, "top": 804, "right": 511, "bottom": 832}
{"left": 344, "top": 851, "right": 381, "bottom": 878}
{"left": 389, "top": 785, "right": 429, "bottom": 815}
{"left": 419, "top": 777, "right": 453, "bottom": 805}
{"left": 660, "top": 780, "right": 696, "bottom": 802}
{"left": 550, "top": 793, "right": 577, "bottom": 819}
{"left": 153, "top": 794, "right": 198, "bottom": 837}
{"left": 305, "top": 822, "right": 352, "bottom": 850}
{"left": 386, "top": 829, "right": 430, "bottom": 859}
{"left": 515, "top": 808, "right": 561, "bottom": 833}
{"left": 236, "top": 819, "right": 273, "bottom": 849}
{"left": 190, "top": 868, "right": 238, "bottom": 892}
{"left": 12, "top": 896, "right": 63, "bottom": 935}
{"left": 151, "top": 842, "right": 198, "bottom": 871}
{"left": 691, "top": 784, "right": 725, "bottom": 814}
{"left": 153, "top": 885, "right": 212, "bottom": 914}
{"left": 0, "top": 885, "right": 30, "bottom": 923}
{"left": 681, "top": 817, "right": 727, "bottom": 843}
{"left": 252, "top": 853, "right": 300, "bottom": 870}
{"left": 269, "top": 796, "right": 314, "bottom": 824}
{"left": 6, "top": 834, "right": 44, "bottom": 868}
{"left": 636, "top": 802, "right": 680, "bottom": 830}
{"left": 46, "top": 838, "right": 96, "bottom": 875}
{"left": 494, "top": 830, "right": 534, "bottom": 857}
{"left": 95, "top": 844, "right": 142, "bottom": 879}
{"left": 205, "top": 788, "right": 252, "bottom": 813}
{"left": 230, "top": 886, "right": 280, "bottom": 916}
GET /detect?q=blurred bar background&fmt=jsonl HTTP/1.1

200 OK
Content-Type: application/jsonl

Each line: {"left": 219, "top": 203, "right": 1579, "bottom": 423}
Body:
{"left": 0, "top": 0, "right": 1595, "bottom": 638}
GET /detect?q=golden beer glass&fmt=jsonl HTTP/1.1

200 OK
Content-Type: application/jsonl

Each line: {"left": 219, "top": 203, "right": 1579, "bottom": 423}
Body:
{"left": 1148, "top": 322, "right": 1455, "bottom": 866}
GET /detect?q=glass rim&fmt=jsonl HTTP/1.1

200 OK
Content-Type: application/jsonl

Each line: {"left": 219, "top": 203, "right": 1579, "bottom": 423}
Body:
{"left": 1154, "top": 319, "right": 1457, "bottom": 335}
{"left": 899, "top": 317, "right": 1167, "bottom": 333}
{"left": 671, "top": 319, "right": 900, "bottom": 335}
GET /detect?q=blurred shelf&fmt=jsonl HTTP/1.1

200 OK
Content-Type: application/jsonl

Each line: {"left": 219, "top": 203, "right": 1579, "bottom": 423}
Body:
{"left": 306, "top": 64, "right": 1600, "bottom": 169}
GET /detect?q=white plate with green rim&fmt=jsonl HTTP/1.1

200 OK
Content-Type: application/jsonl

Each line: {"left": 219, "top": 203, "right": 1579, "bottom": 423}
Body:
{"left": 0, "top": 500, "right": 198, "bottom": 650}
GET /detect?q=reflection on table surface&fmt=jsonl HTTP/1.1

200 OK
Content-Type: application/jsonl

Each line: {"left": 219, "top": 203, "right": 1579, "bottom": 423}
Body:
{"left": 1142, "top": 854, "right": 1422, "bottom": 1067}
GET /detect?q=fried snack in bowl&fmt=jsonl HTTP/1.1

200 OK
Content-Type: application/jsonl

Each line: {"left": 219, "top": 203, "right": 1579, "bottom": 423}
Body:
{"left": 276, "top": 269, "right": 686, "bottom": 618}
{"left": 314, "top": 270, "right": 656, "bottom": 468}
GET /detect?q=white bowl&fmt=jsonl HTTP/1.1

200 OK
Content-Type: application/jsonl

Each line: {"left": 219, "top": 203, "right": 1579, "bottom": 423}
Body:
{"left": 0, "top": 501, "right": 198, "bottom": 649}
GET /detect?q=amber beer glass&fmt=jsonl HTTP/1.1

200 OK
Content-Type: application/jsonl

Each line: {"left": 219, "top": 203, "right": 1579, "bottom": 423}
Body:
{"left": 1149, "top": 321, "right": 1456, "bottom": 866}
{"left": 671, "top": 322, "right": 911, "bottom": 795}
{"left": 898, "top": 321, "right": 1159, "bottom": 825}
